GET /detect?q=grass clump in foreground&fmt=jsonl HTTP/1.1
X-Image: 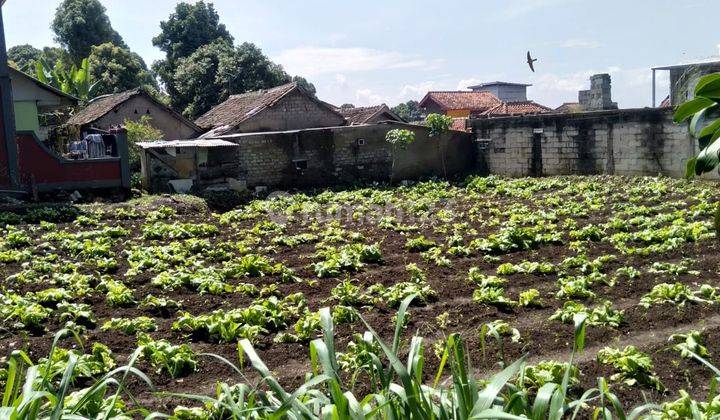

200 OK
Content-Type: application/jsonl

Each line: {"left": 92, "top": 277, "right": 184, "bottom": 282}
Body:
{"left": 2, "top": 295, "right": 720, "bottom": 418}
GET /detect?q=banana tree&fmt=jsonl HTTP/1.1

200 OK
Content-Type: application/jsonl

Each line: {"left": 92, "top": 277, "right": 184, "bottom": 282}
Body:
{"left": 35, "top": 58, "right": 98, "bottom": 101}
{"left": 674, "top": 72, "right": 720, "bottom": 236}
{"left": 674, "top": 73, "right": 720, "bottom": 179}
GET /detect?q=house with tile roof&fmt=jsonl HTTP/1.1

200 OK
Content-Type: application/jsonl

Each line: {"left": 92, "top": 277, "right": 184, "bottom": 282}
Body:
{"left": 66, "top": 88, "right": 200, "bottom": 140}
{"left": 480, "top": 101, "right": 553, "bottom": 117}
{"left": 195, "top": 82, "right": 346, "bottom": 137}
{"left": 555, "top": 102, "right": 583, "bottom": 113}
{"left": 9, "top": 67, "right": 77, "bottom": 141}
{"left": 421, "top": 81, "right": 552, "bottom": 129}
{"left": 419, "top": 91, "right": 502, "bottom": 118}
{"left": 336, "top": 104, "right": 404, "bottom": 125}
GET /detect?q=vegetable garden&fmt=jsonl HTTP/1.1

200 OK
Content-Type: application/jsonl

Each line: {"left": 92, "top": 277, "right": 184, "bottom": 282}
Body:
{"left": 2, "top": 175, "right": 720, "bottom": 418}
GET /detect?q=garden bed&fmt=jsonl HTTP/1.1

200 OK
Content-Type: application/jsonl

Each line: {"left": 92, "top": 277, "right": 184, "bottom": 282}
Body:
{"left": 1, "top": 175, "right": 720, "bottom": 416}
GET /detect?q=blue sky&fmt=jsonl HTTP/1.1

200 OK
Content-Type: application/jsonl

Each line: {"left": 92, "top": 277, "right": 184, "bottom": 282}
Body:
{"left": 4, "top": 0, "right": 720, "bottom": 108}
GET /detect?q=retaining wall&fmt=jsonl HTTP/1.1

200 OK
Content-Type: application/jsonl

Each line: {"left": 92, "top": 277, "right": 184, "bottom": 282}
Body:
{"left": 215, "top": 122, "right": 476, "bottom": 188}
{"left": 470, "top": 107, "right": 709, "bottom": 179}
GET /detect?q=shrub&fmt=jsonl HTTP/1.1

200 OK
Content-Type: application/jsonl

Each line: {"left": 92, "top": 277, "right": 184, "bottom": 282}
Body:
{"left": 125, "top": 116, "right": 163, "bottom": 171}
{"left": 385, "top": 128, "right": 415, "bottom": 146}
{"left": 425, "top": 113, "right": 453, "bottom": 136}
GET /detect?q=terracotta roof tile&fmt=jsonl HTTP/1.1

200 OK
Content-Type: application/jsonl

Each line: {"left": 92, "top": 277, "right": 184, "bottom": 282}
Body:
{"left": 555, "top": 102, "right": 584, "bottom": 113}
{"left": 66, "top": 88, "right": 198, "bottom": 130}
{"left": 194, "top": 83, "right": 301, "bottom": 130}
{"left": 66, "top": 89, "right": 141, "bottom": 126}
{"left": 419, "top": 91, "right": 502, "bottom": 112}
{"left": 480, "top": 101, "right": 553, "bottom": 117}
{"left": 196, "top": 82, "right": 346, "bottom": 132}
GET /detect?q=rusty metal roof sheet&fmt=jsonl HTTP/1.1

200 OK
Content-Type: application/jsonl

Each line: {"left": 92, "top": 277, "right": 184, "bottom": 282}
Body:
{"left": 136, "top": 139, "right": 238, "bottom": 149}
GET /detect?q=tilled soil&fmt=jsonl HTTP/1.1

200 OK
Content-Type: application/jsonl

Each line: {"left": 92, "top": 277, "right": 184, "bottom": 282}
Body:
{"left": 1, "top": 176, "right": 720, "bottom": 415}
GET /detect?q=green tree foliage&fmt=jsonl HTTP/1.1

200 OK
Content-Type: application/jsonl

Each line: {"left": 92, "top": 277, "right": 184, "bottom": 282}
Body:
{"left": 674, "top": 72, "right": 720, "bottom": 236}
{"left": 340, "top": 103, "right": 355, "bottom": 109}
{"left": 292, "top": 76, "right": 317, "bottom": 97}
{"left": 392, "top": 100, "right": 423, "bottom": 122}
{"left": 385, "top": 129, "right": 416, "bottom": 146}
{"left": 675, "top": 72, "right": 720, "bottom": 179}
{"left": 35, "top": 58, "right": 97, "bottom": 101}
{"left": 40, "top": 47, "right": 74, "bottom": 69}
{"left": 125, "top": 116, "right": 164, "bottom": 171}
{"left": 51, "top": 0, "right": 126, "bottom": 63}
{"left": 152, "top": 1, "right": 233, "bottom": 101}
{"left": 172, "top": 40, "right": 291, "bottom": 119}
{"left": 88, "top": 43, "right": 157, "bottom": 96}
{"left": 153, "top": 1, "right": 312, "bottom": 119}
{"left": 425, "top": 113, "right": 454, "bottom": 136}
{"left": 7, "top": 45, "right": 42, "bottom": 72}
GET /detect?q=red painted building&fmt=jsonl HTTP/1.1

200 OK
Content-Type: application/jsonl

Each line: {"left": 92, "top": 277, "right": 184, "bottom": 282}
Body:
{"left": 0, "top": 1, "right": 130, "bottom": 195}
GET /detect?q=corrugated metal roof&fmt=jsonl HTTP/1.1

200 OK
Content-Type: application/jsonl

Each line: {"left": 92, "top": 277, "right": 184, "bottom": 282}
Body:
{"left": 652, "top": 58, "right": 720, "bottom": 70}
{"left": 136, "top": 139, "right": 238, "bottom": 149}
{"left": 468, "top": 81, "right": 532, "bottom": 89}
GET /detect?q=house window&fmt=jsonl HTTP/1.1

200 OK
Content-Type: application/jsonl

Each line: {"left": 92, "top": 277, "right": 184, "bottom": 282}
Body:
{"left": 293, "top": 159, "right": 308, "bottom": 170}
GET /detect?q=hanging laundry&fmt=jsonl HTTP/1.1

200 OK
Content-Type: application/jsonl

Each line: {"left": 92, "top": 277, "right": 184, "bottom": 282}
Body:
{"left": 85, "top": 134, "right": 106, "bottom": 159}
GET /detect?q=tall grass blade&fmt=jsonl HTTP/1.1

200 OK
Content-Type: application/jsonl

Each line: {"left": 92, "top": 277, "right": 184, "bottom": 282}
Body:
{"left": 471, "top": 355, "right": 527, "bottom": 415}
{"left": 239, "top": 338, "right": 316, "bottom": 418}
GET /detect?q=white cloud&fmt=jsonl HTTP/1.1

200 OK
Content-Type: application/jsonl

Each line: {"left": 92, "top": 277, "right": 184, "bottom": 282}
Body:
{"left": 347, "top": 81, "right": 447, "bottom": 106}
{"left": 355, "top": 89, "right": 384, "bottom": 106}
{"left": 273, "top": 47, "right": 432, "bottom": 77}
{"left": 400, "top": 81, "right": 441, "bottom": 97}
{"left": 457, "top": 78, "right": 481, "bottom": 90}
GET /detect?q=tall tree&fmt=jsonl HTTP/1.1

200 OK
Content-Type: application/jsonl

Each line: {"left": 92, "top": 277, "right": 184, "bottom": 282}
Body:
{"left": 392, "top": 100, "right": 423, "bottom": 122}
{"left": 8, "top": 45, "right": 42, "bottom": 72}
{"left": 88, "top": 43, "right": 157, "bottom": 96}
{"left": 172, "top": 40, "right": 291, "bottom": 119}
{"left": 152, "top": 1, "right": 232, "bottom": 98}
{"left": 52, "top": 0, "right": 126, "bottom": 63}
{"left": 40, "top": 47, "right": 74, "bottom": 69}
{"left": 292, "top": 76, "right": 317, "bottom": 97}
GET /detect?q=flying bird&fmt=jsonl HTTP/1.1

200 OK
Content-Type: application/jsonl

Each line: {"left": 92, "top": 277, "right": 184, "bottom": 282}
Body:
{"left": 527, "top": 51, "right": 537, "bottom": 72}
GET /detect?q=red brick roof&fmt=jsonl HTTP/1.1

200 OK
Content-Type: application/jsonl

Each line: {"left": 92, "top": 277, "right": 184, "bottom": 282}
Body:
{"left": 480, "top": 101, "right": 553, "bottom": 117}
{"left": 419, "top": 91, "right": 502, "bottom": 112}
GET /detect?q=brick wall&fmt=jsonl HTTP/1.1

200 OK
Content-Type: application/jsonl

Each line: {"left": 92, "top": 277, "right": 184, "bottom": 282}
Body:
{"left": 235, "top": 90, "right": 346, "bottom": 133}
{"left": 217, "top": 123, "right": 475, "bottom": 188}
{"left": 95, "top": 96, "right": 198, "bottom": 140}
{"left": 471, "top": 107, "right": 713, "bottom": 179}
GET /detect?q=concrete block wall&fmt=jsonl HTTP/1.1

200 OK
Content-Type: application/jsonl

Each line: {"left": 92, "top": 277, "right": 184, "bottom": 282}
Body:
{"left": 578, "top": 74, "right": 618, "bottom": 111}
{"left": 216, "top": 122, "right": 475, "bottom": 188}
{"left": 471, "top": 107, "right": 716, "bottom": 179}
